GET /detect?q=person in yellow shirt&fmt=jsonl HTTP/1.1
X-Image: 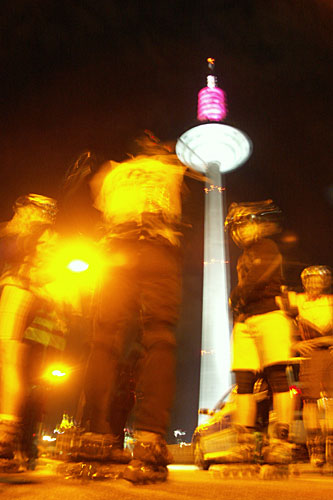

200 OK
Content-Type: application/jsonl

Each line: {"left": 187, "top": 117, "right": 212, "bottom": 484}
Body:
{"left": 0, "top": 194, "right": 58, "bottom": 465}
{"left": 288, "top": 266, "right": 333, "bottom": 468}
{"left": 80, "top": 134, "right": 188, "bottom": 483}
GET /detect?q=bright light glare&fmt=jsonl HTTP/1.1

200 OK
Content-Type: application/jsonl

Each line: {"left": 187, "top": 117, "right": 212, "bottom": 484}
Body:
{"left": 168, "top": 465, "right": 197, "bottom": 471}
{"left": 67, "top": 259, "right": 89, "bottom": 273}
{"left": 42, "top": 435, "right": 56, "bottom": 442}
{"left": 43, "top": 365, "right": 69, "bottom": 382}
{"left": 52, "top": 369, "right": 66, "bottom": 377}
{"left": 42, "top": 238, "right": 107, "bottom": 311}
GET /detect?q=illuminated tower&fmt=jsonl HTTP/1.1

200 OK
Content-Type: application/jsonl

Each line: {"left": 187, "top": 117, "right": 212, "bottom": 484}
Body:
{"left": 176, "top": 59, "right": 252, "bottom": 418}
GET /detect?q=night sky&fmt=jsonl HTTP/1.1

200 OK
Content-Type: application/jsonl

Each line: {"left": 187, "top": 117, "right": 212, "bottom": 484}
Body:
{"left": 1, "top": 1, "right": 332, "bottom": 440}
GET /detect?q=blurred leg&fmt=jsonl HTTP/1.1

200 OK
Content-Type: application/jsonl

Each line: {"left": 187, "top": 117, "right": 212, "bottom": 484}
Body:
{"left": 0, "top": 286, "right": 36, "bottom": 420}
{"left": 82, "top": 251, "right": 138, "bottom": 436}
{"left": 134, "top": 241, "right": 181, "bottom": 438}
{"left": 303, "top": 400, "right": 321, "bottom": 430}
{"left": 134, "top": 334, "right": 176, "bottom": 435}
{"left": 233, "top": 370, "right": 257, "bottom": 427}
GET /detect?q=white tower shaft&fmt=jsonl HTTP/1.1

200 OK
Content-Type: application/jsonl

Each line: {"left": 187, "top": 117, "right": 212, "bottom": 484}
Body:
{"left": 176, "top": 122, "right": 252, "bottom": 424}
{"left": 199, "top": 163, "right": 231, "bottom": 414}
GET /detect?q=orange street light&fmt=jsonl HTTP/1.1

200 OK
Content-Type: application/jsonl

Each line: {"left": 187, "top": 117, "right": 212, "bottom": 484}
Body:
{"left": 67, "top": 259, "right": 89, "bottom": 273}
{"left": 51, "top": 369, "right": 67, "bottom": 377}
{"left": 43, "top": 364, "right": 69, "bottom": 383}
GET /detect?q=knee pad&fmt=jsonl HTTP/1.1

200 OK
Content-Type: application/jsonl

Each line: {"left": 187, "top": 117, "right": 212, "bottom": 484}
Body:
{"left": 233, "top": 370, "right": 257, "bottom": 394}
{"left": 264, "top": 364, "right": 289, "bottom": 393}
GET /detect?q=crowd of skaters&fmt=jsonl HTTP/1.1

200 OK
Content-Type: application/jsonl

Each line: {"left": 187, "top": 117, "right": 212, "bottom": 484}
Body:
{"left": 0, "top": 135, "right": 332, "bottom": 483}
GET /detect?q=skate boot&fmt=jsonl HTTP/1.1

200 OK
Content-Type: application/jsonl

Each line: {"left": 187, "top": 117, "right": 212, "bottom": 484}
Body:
{"left": 123, "top": 433, "right": 172, "bottom": 484}
{"left": 57, "top": 430, "right": 131, "bottom": 480}
{"left": 217, "top": 425, "right": 256, "bottom": 463}
{"left": 0, "top": 420, "right": 22, "bottom": 472}
{"left": 70, "top": 431, "right": 131, "bottom": 463}
{"left": 207, "top": 426, "right": 259, "bottom": 479}
{"left": 262, "top": 423, "right": 293, "bottom": 465}
{"left": 306, "top": 433, "right": 325, "bottom": 468}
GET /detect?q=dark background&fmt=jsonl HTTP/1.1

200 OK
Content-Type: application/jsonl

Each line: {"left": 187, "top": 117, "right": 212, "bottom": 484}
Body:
{"left": 0, "top": 0, "right": 332, "bottom": 441}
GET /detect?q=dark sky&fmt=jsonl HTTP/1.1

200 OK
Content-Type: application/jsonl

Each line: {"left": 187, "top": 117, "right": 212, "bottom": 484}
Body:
{"left": 1, "top": 0, "right": 332, "bottom": 439}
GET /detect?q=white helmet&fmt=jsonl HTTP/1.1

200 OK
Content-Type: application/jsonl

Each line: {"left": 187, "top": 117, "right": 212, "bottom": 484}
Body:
{"left": 301, "top": 266, "right": 332, "bottom": 297}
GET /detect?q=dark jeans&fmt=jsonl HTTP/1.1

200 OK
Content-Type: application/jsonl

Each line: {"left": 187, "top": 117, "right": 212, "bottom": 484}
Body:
{"left": 83, "top": 238, "right": 182, "bottom": 437}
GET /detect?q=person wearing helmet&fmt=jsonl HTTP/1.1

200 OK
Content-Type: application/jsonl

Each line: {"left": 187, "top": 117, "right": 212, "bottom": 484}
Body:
{"left": 283, "top": 266, "right": 333, "bottom": 468}
{"left": 0, "top": 194, "right": 60, "bottom": 467}
{"left": 224, "top": 200, "right": 296, "bottom": 465}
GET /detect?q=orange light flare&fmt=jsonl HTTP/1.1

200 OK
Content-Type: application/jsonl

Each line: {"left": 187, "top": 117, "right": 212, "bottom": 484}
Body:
{"left": 43, "top": 364, "right": 69, "bottom": 383}
{"left": 67, "top": 259, "right": 89, "bottom": 273}
{"left": 207, "top": 57, "right": 215, "bottom": 72}
{"left": 52, "top": 369, "right": 66, "bottom": 377}
{"left": 42, "top": 238, "right": 111, "bottom": 310}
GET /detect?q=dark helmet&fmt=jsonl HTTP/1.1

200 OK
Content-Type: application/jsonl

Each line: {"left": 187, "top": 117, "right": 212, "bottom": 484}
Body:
{"left": 225, "top": 199, "right": 282, "bottom": 248}
{"left": 13, "top": 193, "right": 58, "bottom": 223}
{"left": 301, "top": 265, "right": 332, "bottom": 296}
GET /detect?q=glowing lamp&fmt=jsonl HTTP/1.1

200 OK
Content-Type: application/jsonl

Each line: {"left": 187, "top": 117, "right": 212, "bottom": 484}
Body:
{"left": 42, "top": 435, "right": 56, "bottom": 442}
{"left": 51, "top": 369, "right": 66, "bottom": 377}
{"left": 43, "top": 365, "right": 69, "bottom": 383}
{"left": 67, "top": 259, "right": 89, "bottom": 273}
{"left": 197, "top": 86, "right": 227, "bottom": 122}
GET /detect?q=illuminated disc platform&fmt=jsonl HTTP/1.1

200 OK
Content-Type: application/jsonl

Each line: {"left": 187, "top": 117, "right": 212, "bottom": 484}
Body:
{"left": 176, "top": 123, "right": 252, "bottom": 173}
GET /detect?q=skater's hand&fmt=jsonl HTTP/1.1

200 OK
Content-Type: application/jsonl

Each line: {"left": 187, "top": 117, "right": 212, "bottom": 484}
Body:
{"left": 292, "top": 339, "right": 316, "bottom": 356}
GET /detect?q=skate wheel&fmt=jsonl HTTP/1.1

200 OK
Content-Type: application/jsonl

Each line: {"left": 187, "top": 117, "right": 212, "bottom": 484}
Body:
{"left": 245, "top": 467, "right": 253, "bottom": 478}
{"left": 290, "top": 465, "right": 300, "bottom": 477}
{"left": 260, "top": 465, "right": 272, "bottom": 480}
{"left": 260, "top": 464, "right": 290, "bottom": 480}
{"left": 221, "top": 467, "right": 230, "bottom": 478}
{"left": 249, "top": 466, "right": 258, "bottom": 477}
{"left": 209, "top": 465, "right": 223, "bottom": 478}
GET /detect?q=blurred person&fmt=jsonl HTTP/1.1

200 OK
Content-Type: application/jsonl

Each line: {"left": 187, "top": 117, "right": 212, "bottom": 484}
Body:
{"left": 57, "top": 151, "right": 102, "bottom": 240}
{"left": 224, "top": 200, "right": 296, "bottom": 465}
{"left": 79, "top": 133, "right": 192, "bottom": 483}
{"left": 20, "top": 320, "right": 68, "bottom": 470}
{"left": 0, "top": 194, "right": 59, "bottom": 466}
{"left": 279, "top": 266, "right": 333, "bottom": 468}
{"left": 106, "top": 343, "right": 142, "bottom": 446}
{"left": 76, "top": 321, "right": 142, "bottom": 464}
{"left": 57, "top": 152, "right": 145, "bottom": 466}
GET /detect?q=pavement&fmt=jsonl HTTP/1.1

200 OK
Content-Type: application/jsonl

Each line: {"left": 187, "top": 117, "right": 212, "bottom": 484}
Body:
{"left": 1, "top": 461, "right": 333, "bottom": 500}
{"left": 17, "top": 455, "right": 333, "bottom": 481}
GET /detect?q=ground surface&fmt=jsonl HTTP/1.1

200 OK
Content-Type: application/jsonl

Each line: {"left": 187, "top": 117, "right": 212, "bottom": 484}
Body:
{"left": 1, "top": 461, "right": 333, "bottom": 500}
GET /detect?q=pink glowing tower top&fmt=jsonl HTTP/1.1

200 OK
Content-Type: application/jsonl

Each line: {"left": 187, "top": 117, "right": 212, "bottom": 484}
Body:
{"left": 197, "top": 58, "right": 227, "bottom": 122}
